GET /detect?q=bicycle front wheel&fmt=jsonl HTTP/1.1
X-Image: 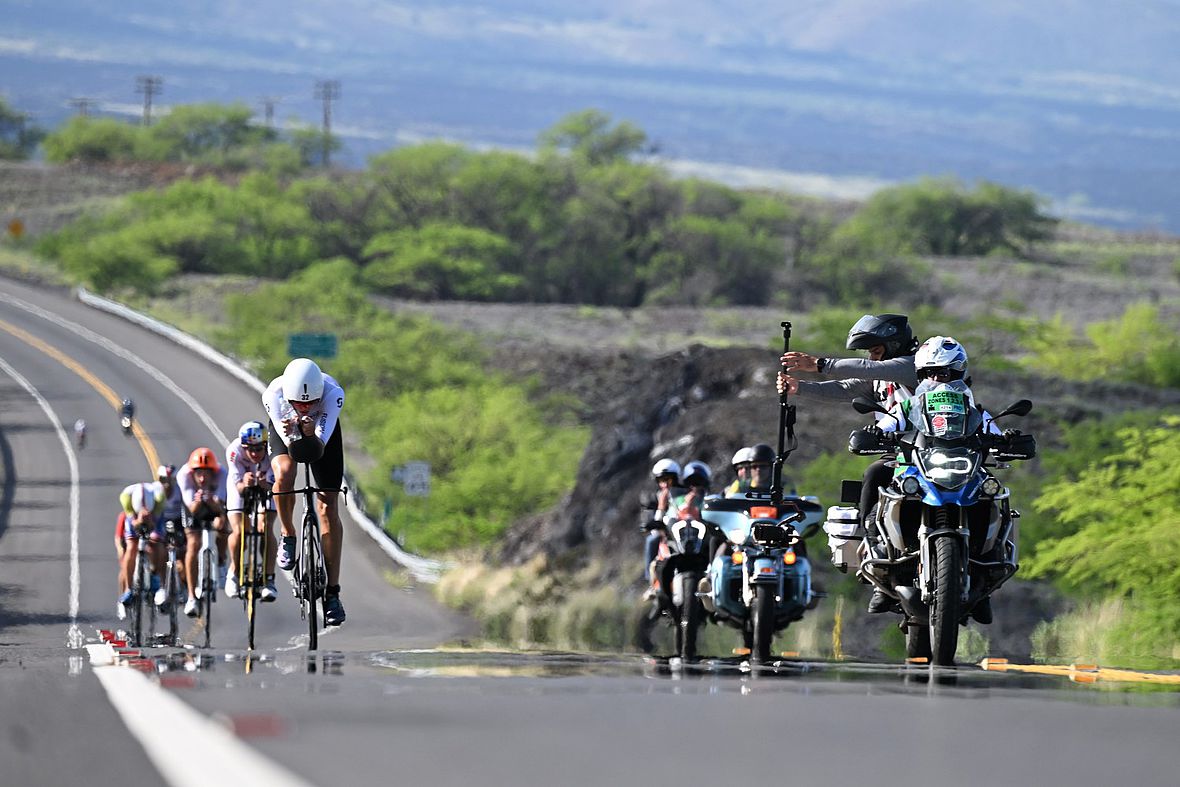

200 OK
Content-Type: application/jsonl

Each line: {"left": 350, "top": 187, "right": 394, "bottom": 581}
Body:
{"left": 132, "top": 552, "right": 147, "bottom": 647}
{"left": 200, "top": 550, "right": 214, "bottom": 648}
{"left": 245, "top": 526, "right": 261, "bottom": 650}
{"left": 303, "top": 514, "right": 321, "bottom": 651}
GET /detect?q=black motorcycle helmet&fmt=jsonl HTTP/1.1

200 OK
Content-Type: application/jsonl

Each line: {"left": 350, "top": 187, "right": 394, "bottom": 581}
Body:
{"left": 846, "top": 314, "right": 916, "bottom": 359}
{"left": 748, "top": 443, "right": 776, "bottom": 465}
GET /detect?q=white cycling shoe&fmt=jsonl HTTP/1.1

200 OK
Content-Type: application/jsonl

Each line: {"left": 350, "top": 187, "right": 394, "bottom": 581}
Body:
{"left": 259, "top": 582, "right": 278, "bottom": 603}
{"left": 224, "top": 572, "right": 239, "bottom": 599}
{"left": 184, "top": 597, "right": 199, "bottom": 617}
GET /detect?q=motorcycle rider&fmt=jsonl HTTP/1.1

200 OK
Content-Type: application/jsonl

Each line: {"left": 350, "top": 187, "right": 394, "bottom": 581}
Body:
{"left": 874, "top": 336, "right": 1002, "bottom": 624}
{"left": 641, "top": 458, "right": 682, "bottom": 583}
{"left": 776, "top": 313, "right": 919, "bottom": 614}
{"left": 724, "top": 447, "right": 753, "bottom": 496}
{"left": 120, "top": 398, "right": 135, "bottom": 430}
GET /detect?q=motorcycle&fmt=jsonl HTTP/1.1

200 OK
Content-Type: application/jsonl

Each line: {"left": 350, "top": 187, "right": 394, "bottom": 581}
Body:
{"left": 843, "top": 389, "right": 1036, "bottom": 666}
{"left": 700, "top": 493, "right": 824, "bottom": 664}
{"left": 651, "top": 514, "right": 723, "bottom": 661}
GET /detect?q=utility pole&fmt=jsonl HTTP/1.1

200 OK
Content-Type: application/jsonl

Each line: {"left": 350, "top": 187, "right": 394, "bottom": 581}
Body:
{"left": 313, "top": 79, "right": 340, "bottom": 167}
{"left": 258, "top": 96, "right": 280, "bottom": 130}
{"left": 69, "top": 97, "right": 97, "bottom": 117}
{"left": 135, "top": 75, "right": 163, "bottom": 126}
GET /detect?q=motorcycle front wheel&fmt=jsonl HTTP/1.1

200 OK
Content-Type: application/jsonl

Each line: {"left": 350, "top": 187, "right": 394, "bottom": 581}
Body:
{"left": 930, "top": 536, "right": 962, "bottom": 666}
{"left": 751, "top": 584, "right": 776, "bottom": 664}
{"left": 675, "top": 573, "right": 700, "bottom": 662}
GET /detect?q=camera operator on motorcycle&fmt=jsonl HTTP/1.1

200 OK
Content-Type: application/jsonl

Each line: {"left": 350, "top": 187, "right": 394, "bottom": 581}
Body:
{"left": 776, "top": 313, "right": 919, "bottom": 613}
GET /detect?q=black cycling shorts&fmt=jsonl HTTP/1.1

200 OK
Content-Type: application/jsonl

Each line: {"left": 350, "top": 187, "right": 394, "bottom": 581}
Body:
{"left": 269, "top": 420, "right": 344, "bottom": 493}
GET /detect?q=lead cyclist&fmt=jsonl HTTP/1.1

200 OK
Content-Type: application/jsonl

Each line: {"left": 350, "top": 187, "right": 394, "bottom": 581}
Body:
{"left": 262, "top": 358, "right": 347, "bottom": 626}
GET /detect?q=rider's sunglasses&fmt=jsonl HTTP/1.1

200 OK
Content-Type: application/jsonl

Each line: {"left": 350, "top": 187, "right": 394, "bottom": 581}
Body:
{"left": 289, "top": 398, "right": 321, "bottom": 409}
{"left": 749, "top": 463, "right": 771, "bottom": 471}
{"left": 245, "top": 443, "right": 267, "bottom": 453}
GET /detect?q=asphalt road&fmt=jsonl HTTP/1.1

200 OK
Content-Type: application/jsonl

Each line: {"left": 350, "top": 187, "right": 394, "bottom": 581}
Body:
{"left": 2, "top": 276, "right": 1180, "bottom": 787}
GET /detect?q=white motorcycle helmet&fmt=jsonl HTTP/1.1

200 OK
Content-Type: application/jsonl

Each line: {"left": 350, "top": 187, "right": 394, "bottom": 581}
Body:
{"left": 651, "top": 458, "right": 682, "bottom": 480}
{"left": 680, "top": 460, "right": 712, "bottom": 487}
{"left": 282, "top": 358, "right": 325, "bottom": 402}
{"left": 730, "top": 446, "right": 753, "bottom": 468}
{"left": 914, "top": 336, "right": 968, "bottom": 381}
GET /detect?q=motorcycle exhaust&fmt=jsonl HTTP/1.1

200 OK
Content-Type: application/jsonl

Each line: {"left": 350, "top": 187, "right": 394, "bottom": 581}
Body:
{"left": 894, "top": 586, "right": 928, "bottom": 625}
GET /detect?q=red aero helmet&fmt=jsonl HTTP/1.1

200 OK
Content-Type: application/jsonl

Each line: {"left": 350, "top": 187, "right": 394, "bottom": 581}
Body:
{"left": 187, "top": 447, "right": 221, "bottom": 473}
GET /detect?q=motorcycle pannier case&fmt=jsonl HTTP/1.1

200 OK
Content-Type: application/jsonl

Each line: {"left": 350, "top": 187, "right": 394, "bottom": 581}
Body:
{"left": 822, "top": 505, "right": 863, "bottom": 573}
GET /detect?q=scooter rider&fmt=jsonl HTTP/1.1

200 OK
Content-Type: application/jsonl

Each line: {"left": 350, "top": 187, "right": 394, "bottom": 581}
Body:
{"left": 776, "top": 313, "right": 919, "bottom": 614}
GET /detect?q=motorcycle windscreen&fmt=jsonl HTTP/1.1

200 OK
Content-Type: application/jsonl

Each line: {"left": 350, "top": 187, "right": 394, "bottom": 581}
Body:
{"left": 920, "top": 388, "right": 969, "bottom": 439}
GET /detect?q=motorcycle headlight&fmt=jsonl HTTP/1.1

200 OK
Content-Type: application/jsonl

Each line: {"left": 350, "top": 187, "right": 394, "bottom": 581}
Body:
{"left": 981, "top": 477, "right": 1002, "bottom": 496}
{"left": 901, "top": 476, "right": 922, "bottom": 496}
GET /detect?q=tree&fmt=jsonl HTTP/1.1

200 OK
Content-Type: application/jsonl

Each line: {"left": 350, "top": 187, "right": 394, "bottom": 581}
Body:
{"left": 538, "top": 109, "right": 649, "bottom": 166}
{"left": 42, "top": 116, "right": 140, "bottom": 163}
{"left": 0, "top": 98, "right": 45, "bottom": 160}
{"left": 137, "top": 102, "right": 270, "bottom": 166}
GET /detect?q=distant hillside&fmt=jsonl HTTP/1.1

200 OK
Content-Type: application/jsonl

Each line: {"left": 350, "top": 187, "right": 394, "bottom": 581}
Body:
{"left": 5, "top": 2, "right": 1180, "bottom": 229}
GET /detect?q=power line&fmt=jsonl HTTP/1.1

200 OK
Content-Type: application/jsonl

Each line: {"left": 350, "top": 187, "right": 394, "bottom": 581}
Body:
{"left": 313, "top": 79, "right": 340, "bottom": 167}
{"left": 135, "top": 75, "right": 163, "bottom": 126}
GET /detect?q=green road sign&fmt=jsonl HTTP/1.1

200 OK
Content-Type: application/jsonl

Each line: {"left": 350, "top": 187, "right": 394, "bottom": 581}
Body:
{"left": 287, "top": 332, "right": 337, "bottom": 358}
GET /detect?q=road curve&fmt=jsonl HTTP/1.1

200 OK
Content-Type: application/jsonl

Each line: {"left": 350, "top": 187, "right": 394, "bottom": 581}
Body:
{"left": 2, "top": 275, "right": 1180, "bottom": 787}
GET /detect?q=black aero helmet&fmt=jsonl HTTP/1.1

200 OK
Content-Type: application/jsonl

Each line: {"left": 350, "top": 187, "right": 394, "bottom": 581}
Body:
{"left": 846, "top": 314, "right": 915, "bottom": 359}
{"left": 749, "top": 443, "right": 776, "bottom": 465}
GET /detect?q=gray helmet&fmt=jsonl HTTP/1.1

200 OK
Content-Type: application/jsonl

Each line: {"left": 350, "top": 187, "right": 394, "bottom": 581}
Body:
{"left": 846, "top": 314, "right": 915, "bottom": 359}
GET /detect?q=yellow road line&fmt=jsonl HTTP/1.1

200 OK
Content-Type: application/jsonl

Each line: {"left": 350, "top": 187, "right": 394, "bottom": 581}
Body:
{"left": 0, "top": 316, "right": 159, "bottom": 474}
{"left": 980, "top": 658, "right": 1180, "bottom": 685}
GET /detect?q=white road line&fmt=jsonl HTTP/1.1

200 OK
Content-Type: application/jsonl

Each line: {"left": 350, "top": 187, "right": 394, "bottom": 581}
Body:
{"left": 0, "top": 355, "right": 82, "bottom": 636}
{"left": 92, "top": 660, "right": 314, "bottom": 787}
{"left": 0, "top": 290, "right": 229, "bottom": 445}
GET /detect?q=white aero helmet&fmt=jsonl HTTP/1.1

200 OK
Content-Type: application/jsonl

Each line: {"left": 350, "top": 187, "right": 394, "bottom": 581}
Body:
{"left": 651, "top": 458, "right": 682, "bottom": 479}
{"left": 680, "top": 460, "right": 712, "bottom": 486}
{"left": 914, "top": 336, "right": 968, "bottom": 378}
{"left": 282, "top": 358, "right": 324, "bottom": 402}
{"left": 730, "top": 446, "right": 754, "bottom": 468}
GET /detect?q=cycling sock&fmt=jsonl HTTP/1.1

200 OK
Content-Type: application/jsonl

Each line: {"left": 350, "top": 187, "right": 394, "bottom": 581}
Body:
{"left": 326, "top": 584, "right": 341, "bottom": 597}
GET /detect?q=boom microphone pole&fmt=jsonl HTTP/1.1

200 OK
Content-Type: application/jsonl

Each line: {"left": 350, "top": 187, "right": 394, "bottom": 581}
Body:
{"left": 771, "top": 321, "right": 798, "bottom": 506}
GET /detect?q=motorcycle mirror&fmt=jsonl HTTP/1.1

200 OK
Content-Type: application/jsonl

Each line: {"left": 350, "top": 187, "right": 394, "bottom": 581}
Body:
{"left": 851, "top": 396, "right": 887, "bottom": 416}
{"left": 997, "top": 399, "right": 1033, "bottom": 419}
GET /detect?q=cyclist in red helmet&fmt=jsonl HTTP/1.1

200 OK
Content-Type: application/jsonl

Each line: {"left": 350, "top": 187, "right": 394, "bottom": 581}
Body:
{"left": 177, "top": 447, "right": 228, "bottom": 617}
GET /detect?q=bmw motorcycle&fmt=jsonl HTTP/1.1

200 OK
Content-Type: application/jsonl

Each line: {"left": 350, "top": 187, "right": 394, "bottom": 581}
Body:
{"left": 700, "top": 493, "right": 824, "bottom": 664}
{"left": 847, "top": 388, "right": 1035, "bottom": 666}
